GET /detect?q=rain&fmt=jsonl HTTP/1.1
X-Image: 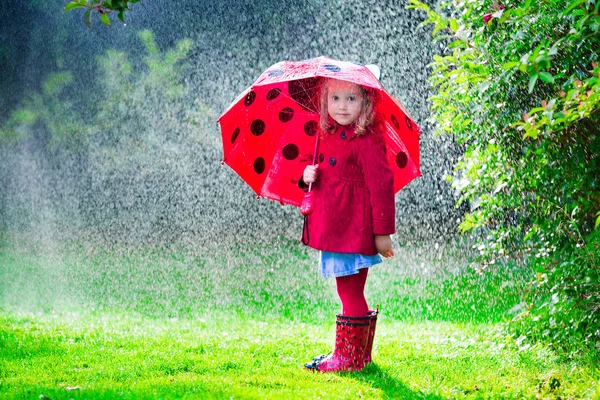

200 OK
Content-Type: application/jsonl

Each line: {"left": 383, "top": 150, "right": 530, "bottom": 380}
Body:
{"left": 0, "top": 0, "right": 570, "bottom": 398}
{"left": 0, "top": 0, "right": 481, "bottom": 315}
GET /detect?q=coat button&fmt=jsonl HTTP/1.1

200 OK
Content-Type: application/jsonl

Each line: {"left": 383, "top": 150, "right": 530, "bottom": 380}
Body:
{"left": 319, "top": 154, "right": 324, "bottom": 163}
{"left": 329, "top": 157, "right": 336, "bottom": 166}
{"left": 340, "top": 131, "right": 347, "bottom": 140}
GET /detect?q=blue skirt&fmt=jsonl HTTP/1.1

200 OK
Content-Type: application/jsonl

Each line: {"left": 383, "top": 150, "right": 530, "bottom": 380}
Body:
{"left": 319, "top": 251, "right": 383, "bottom": 278}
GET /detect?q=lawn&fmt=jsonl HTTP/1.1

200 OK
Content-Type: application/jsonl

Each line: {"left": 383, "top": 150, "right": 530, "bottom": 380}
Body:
{"left": 0, "top": 236, "right": 598, "bottom": 399}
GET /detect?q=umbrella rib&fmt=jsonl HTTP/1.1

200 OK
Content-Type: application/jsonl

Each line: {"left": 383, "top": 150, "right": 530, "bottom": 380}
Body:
{"left": 265, "top": 83, "right": 322, "bottom": 116}
{"left": 288, "top": 80, "right": 322, "bottom": 114}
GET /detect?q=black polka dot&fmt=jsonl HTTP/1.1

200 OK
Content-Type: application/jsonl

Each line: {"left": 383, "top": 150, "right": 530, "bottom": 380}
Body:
{"left": 391, "top": 114, "right": 400, "bottom": 130}
{"left": 396, "top": 152, "right": 408, "bottom": 168}
{"left": 319, "top": 154, "right": 324, "bottom": 163}
{"left": 324, "top": 64, "right": 341, "bottom": 72}
{"left": 254, "top": 157, "right": 265, "bottom": 174}
{"left": 231, "top": 127, "right": 240, "bottom": 143}
{"left": 278, "top": 107, "right": 294, "bottom": 123}
{"left": 266, "top": 88, "right": 281, "bottom": 100}
{"left": 250, "top": 120, "right": 265, "bottom": 136}
{"left": 282, "top": 144, "right": 299, "bottom": 160}
{"left": 304, "top": 120, "right": 318, "bottom": 136}
{"left": 268, "top": 69, "right": 284, "bottom": 77}
{"left": 329, "top": 157, "right": 336, "bottom": 166}
{"left": 405, "top": 116, "right": 414, "bottom": 131}
{"left": 244, "top": 91, "right": 256, "bottom": 107}
{"left": 340, "top": 131, "right": 347, "bottom": 140}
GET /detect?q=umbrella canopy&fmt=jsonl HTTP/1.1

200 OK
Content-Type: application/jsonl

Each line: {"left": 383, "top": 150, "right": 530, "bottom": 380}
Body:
{"left": 218, "top": 56, "right": 421, "bottom": 207}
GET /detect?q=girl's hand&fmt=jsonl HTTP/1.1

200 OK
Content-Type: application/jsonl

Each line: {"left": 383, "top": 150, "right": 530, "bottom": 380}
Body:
{"left": 375, "top": 235, "right": 394, "bottom": 258}
{"left": 303, "top": 164, "right": 319, "bottom": 184}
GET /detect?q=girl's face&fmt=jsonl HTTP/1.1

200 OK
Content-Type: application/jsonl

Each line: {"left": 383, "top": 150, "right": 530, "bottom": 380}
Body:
{"left": 326, "top": 80, "right": 364, "bottom": 126}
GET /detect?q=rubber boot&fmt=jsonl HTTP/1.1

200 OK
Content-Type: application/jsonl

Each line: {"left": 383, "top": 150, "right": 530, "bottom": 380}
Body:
{"left": 304, "top": 314, "right": 371, "bottom": 372}
{"left": 363, "top": 308, "right": 378, "bottom": 364}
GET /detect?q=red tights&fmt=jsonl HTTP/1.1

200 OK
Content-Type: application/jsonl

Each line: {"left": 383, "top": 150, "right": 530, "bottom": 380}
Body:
{"left": 335, "top": 268, "right": 369, "bottom": 317}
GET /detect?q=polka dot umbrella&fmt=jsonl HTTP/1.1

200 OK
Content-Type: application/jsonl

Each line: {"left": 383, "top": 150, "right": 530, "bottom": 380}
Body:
{"left": 217, "top": 56, "right": 421, "bottom": 208}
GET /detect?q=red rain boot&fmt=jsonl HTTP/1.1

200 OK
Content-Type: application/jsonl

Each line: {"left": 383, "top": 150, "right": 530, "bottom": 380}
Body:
{"left": 304, "top": 314, "right": 371, "bottom": 372}
{"left": 363, "top": 309, "right": 378, "bottom": 364}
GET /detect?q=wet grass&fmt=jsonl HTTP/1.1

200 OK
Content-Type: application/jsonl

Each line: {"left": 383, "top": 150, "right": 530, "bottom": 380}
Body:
{"left": 0, "top": 236, "right": 599, "bottom": 399}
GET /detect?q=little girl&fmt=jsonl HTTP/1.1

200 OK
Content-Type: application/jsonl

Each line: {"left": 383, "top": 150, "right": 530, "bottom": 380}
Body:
{"left": 301, "top": 78, "right": 395, "bottom": 372}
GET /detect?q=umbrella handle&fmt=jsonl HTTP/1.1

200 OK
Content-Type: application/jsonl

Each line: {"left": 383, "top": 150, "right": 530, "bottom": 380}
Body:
{"left": 300, "top": 191, "right": 314, "bottom": 216}
{"left": 308, "top": 133, "right": 320, "bottom": 193}
{"left": 300, "top": 133, "right": 319, "bottom": 216}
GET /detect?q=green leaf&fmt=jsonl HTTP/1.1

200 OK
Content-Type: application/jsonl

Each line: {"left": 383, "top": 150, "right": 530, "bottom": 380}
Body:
{"left": 523, "top": 128, "right": 539, "bottom": 140}
{"left": 100, "top": 12, "right": 111, "bottom": 26}
{"left": 499, "top": 9, "right": 512, "bottom": 23}
{"left": 528, "top": 74, "right": 539, "bottom": 93}
{"left": 83, "top": 8, "right": 92, "bottom": 28}
{"left": 563, "top": 0, "right": 587, "bottom": 16}
{"left": 448, "top": 40, "right": 465, "bottom": 49}
{"left": 539, "top": 72, "right": 555, "bottom": 83}
{"left": 502, "top": 61, "right": 520, "bottom": 70}
{"left": 407, "top": 0, "right": 431, "bottom": 11}
{"left": 118, "top": 10, "right": 125, "bottom": 22}
{"left": 432, "top": 19, "right": 448, "bottom": 36}
{"left": 64, "top": 1, "right": 86, "bottom": 11}
{"left": 450, "top": 18, "right": 458, "bottom": 33}
{"left": 519, "top": 63, "right": 527, "bottom": 73}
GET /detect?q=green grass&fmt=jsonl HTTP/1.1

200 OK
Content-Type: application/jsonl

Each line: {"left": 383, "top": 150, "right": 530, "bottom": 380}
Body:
{"left": 1, "top": 312, "right": 598, "bottom": 399}
{"left": 0, "top": 236, "right": 599, "bottom": 399}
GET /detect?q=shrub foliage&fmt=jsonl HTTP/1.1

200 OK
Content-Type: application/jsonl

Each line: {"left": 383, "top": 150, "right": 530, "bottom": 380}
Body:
{"left": 65, "top": 0, "right": 140, "bottom": 27}
{"left": 409, "top": 0, "right": 600, "bottom": 356}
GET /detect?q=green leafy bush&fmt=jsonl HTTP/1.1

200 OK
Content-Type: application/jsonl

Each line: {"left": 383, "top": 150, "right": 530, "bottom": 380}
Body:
{"left": 408, "top": 0, "right": 600, "bottom": 357}
{"left": 65, "top": 0, "right": 141, "bottom": 28}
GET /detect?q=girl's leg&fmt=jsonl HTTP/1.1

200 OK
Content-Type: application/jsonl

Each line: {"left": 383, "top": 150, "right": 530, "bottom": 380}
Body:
{"left": 335, "top": 267, "right": 369, "bottom": 317}
{"left": 304, "top": 268, "right": 371, "bottom": 372}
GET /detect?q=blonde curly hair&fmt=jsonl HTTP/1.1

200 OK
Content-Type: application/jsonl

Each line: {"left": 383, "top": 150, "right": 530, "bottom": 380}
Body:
{"left": 318, "top": 79, "right": 378, "bottom": 136}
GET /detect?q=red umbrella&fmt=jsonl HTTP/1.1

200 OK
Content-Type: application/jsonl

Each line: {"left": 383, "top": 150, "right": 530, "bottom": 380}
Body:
{"left": 217, "top": 56, "right": 421, "bottom": 208}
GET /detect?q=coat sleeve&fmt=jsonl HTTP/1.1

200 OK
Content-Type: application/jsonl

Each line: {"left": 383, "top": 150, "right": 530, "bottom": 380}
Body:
{"left": 358, "top": 132, "right": 396, "bottom": 235}
{"left": 298, "top": 175, "right": 309, "bottom": 191}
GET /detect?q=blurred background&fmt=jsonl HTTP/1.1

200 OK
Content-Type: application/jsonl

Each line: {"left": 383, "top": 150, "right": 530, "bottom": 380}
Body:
{"left": 0, "top": 0, "right": 500, "bottom": 321}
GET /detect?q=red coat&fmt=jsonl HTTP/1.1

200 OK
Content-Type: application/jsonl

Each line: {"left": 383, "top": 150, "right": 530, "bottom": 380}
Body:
{"left": 301, "top": 125, "right": 396, "bottom": 255}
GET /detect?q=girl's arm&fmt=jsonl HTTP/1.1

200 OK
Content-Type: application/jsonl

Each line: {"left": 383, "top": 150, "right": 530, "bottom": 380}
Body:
{"left": 375, "top": 235, "right": 394, "bottom": 258}
{"left": 303, "top": 164, "right": 319, "bottom": 184}
{"left": 298, "top": 164, "right": 319, "bottom": 191}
